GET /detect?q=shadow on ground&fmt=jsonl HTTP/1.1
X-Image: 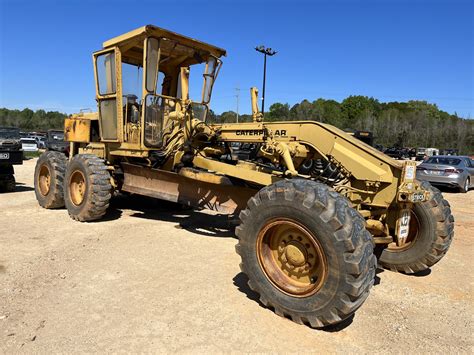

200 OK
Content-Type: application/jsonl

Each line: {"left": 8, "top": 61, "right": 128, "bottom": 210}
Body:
{"left": 0, "top": 182, "right": 35, "bottom": 194}
{"left": 434, "top": 185, "right": 466, "bottom": 194}
{"left": 375, "top": 265, "right": 431, "bottom": 285}
{"left": 104, "top": 193, "right": 237, "bottom": 238}
{"left": 232, "top": 272, "right": 355, "bottom": 332}
{"left": 14, "top": 182, "right": 35, "bottom": 192}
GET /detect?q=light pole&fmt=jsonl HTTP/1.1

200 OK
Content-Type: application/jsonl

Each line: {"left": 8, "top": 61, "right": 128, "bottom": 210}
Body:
{"left": 235, "top": 87, "right": 240, "bottom": 123}
{"left": 255, "top": 45, "right": 277, "bottom": 116}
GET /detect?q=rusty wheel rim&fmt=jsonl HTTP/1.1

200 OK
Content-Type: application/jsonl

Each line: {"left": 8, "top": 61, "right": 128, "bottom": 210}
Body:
{"left": 38, "top": 164, "right": 51, "bottom": 196}
{"left": 69, "top": 170, "right": 86, "bottom": 206}
{"left": 388, "top": 210, "right": 420, "bottom": 252}
{"left": 257, "top": 218, "right": 328, "bottom": 297}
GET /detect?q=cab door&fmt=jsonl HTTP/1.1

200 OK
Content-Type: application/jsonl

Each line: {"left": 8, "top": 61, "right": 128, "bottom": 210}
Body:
{"left": 93, "top": 48, "right": 123, "bottom": 142}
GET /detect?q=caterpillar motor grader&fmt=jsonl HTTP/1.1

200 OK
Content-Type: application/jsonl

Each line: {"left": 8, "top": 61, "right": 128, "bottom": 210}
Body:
{"left": 34, "top": 25, "right": 454, "bottom": 328}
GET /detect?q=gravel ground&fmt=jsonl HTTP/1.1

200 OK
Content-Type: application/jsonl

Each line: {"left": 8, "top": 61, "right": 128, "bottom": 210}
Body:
{"left": 1, "top": 158, "right": 473, "bottom": 353}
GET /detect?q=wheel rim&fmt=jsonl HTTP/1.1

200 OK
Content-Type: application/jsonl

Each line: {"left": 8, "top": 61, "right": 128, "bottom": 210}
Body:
{"left": 257, "top": 218, "right": 328, "bottom": 297}
{"left": 69, "top": 170, "right": 86, "bottom": 206}
{"left": 465, "top": 179, "right": 469, "bottom": 192}
{"left": 38, "top": 164, "right": 51, "bottom": 196}
{"left": 387, "top": 210, "right": 420, "bottom": 252}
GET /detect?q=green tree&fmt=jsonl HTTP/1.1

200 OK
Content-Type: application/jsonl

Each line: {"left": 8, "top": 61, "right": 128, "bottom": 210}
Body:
{"left": 265, "top": 102, "right": 290, "bottom": 121}
{"left": 219, "top": 111, "right": 238, "bottom": 123}
{"left": 311, "top": 99, "right": 342, "bottom": 126}
{"left": 267, "top": 103, "right": 290, "bottom": 121}
{"left": 341, "top": 95, "right": 380, "bottom": 129}
{"left": 290, "top": 99, "right": 313, "bottom": 120}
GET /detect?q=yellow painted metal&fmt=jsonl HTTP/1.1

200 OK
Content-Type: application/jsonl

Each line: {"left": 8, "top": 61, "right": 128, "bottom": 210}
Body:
{"left": 251, "top": 87, "right": 263, "bottom": 122}
{"left": 213, "top": 121, "right": 399, "bottom": 183}
{"left": 92, "top": 47, "right": 124, "bottom": 143}
{"left": 102, "top": 25, "right": 226, "bottom": 58}
{"left": 193, "top": 155, "right": 281, "bottom": 186}
{"left": 257, "top": 218, "right": 328, "bottom": 297}
{"left": 38, "top": 164, "right": 51, "bottom": 196}
{"left": 69, "top": 112, "right": 99, "bottom": 120}
{"left": 64, "top": 118, "right": 91, "bottom": 143}
{"left": 366, "top": 219, "right": 386, "bottom": 236}
{"left": 108, "top": 149, "right": 149, "bottom": 158}
{"left": 62, "top": 23, "right": 432, "bottom": 233}
{"left": 180, "top": 67, "right": 190, "bottom": 100}
{"left": 121, "top": 163, "right": 255, "bottom": 214}
{"left": 69, "top": 170, "right": 86, "bottom": 206}
{"left": 78, "top": 143, "right": 106, "bottom": 159}
{"left": 178, "top": 167, "right": 232, "bottom": 185}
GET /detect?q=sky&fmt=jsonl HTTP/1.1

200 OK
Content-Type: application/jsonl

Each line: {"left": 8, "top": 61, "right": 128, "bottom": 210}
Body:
{"left": 0, "top": 0, "right": 473, "bottom": 118}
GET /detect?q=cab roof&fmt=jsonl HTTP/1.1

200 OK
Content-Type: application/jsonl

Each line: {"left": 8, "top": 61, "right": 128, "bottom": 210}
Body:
{"left": 102, "top": 25, "right": 227, "bottom": 59}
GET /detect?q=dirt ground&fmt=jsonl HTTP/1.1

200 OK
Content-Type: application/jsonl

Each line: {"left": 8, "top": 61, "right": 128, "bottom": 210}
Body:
{"left": 1, "top": 158, "right": 473, "bottom": 353}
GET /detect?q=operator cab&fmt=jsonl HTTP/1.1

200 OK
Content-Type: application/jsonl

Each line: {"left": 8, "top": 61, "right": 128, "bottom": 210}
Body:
{"left": 93, "top": 25, "right": 226, "bottom": 149}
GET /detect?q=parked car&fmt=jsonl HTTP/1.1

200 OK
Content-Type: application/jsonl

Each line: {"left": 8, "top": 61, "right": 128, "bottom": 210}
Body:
{"left": 45, "top": 129, "right": 69, "bottom": 155}
{"left": 384, "top": 147, "right": 415, "bottom": 160}
{"left": 416, "top": 147, "right": 439, "bottom": 161}
{"left": 35, "top": 136, "right": 47, "bottom": 149}
{"left": 440, "top": 148, "right": 459, "bottom": 156}
{"left": 0, "top": 127, "right": 23, "bottom": 192}
{"left": 20, "top": 138, "right": 38, "bottom": 152}
{"left": 416, "top": 155, "right": 474, "bottom": 193}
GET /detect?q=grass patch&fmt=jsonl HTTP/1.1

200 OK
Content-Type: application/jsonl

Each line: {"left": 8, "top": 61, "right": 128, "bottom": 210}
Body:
{"left": 23, "top": 151, "right": 42, "bottom": 159}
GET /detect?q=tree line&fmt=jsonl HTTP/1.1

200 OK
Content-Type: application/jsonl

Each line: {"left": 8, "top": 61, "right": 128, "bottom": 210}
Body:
{"left": 1, "top": 95, "right": 473, "bottom": 154}
{"left": 211, "top": 96, "right": 474, "bottom": 154}
{"left": 0, "top": 108, "right": 66, "bottom": 131}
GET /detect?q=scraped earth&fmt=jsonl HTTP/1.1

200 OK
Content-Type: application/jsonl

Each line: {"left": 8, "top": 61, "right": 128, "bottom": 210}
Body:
{"left": 1, "top": 158, "right": 472, "bottom": 353}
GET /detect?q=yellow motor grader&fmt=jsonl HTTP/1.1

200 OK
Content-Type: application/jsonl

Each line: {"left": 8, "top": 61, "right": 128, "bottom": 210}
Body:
{"left": 34, "top": 25, "right": 454, "bottom": 328}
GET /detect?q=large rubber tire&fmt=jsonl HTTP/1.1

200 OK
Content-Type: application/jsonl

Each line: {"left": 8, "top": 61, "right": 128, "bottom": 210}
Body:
{"left": 34, "top": 151, "right": 67, "bottom": 208}
{"left": 378, "top": 182, "right": 454, "bottom": 273}
{"left": 0, "top": 174, "right": 15, "bottom": 192}
{"left": 235, "top": 180, "right": 376, "bottom": 328}
{"left": 4, "top": 174, "right": 15, "bottom": 192}
{"left": 64, "top": 154, "right": 112, "bottom": 222}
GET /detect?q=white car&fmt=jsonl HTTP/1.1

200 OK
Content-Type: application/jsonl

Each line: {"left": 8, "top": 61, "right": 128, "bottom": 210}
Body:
{"left": 35, "top": 136, "right": 46, "bottom": 149}
{"left": 20, "top": 138, "right": 38, "bottom": 152}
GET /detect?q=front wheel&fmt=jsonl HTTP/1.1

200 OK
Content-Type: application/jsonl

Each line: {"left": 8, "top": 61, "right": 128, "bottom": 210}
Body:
{"left": 378, "top": 182, "right": 454, "bottom": 273}
{"left": 64, "top": 154, "right": 112, "bottom": 222}
{"left": 235, "top": 180, "right": 376, "bottom": 328}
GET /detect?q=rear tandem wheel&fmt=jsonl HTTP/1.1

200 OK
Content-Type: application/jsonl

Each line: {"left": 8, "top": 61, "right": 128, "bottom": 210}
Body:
{"left": 64, "top": 154, "right": 112, "bottom": 222}
{"left": 34, "top": 151, "right": 67, "bottom": 208}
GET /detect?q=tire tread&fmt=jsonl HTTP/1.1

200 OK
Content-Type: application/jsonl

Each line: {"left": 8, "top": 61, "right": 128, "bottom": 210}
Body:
{"left": 236, "top": 179, "right": 376, "bottom": 328}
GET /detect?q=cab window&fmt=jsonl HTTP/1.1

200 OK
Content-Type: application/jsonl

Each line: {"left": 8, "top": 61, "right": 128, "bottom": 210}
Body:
{"left": 97, "top": 52, "right": 116, "bottom": 95}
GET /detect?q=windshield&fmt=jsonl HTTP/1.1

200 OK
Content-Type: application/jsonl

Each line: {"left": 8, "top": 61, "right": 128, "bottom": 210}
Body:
{"left": 122, "top": 62, "right": 143, "bottom": 102}
{"left": 144, "top": 37, "right": 221, "bottom": 105}
{"left": 0, "top": 128, "right": 20, "bottom": 139}
{"left": 425, "top": 157, "right": 461, "bottom": 165}
{"left": 178, "top": 57, "right": 220, "bottom": 105}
